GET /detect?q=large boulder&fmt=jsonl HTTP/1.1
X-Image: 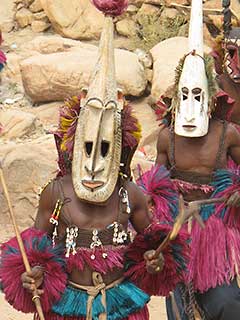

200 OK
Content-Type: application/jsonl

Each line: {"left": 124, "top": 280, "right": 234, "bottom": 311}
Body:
{"left": 40, "top": 0, "right": 104, "bottom": 40}
{"left": 0, "top": 137, "right": 58, "bottom": 228}
{"left": 131, "top": 97, "right": 160, "bottom": 160}
{"left": 20, "top": 47, "right": 147, "bottom": 102}
{"left": 150, "top": 36, "right": 211, "bottom": 99}
{"left": 23, "top": 35, "right": 95, "bottom": 55}
{"left": 0, "top": 109, "right": 38, "bottom": 139}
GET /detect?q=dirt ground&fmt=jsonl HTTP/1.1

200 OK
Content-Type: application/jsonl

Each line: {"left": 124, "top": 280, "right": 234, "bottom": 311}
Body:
{"left": 0, "top": 294, "right": 167, "bottom": 320}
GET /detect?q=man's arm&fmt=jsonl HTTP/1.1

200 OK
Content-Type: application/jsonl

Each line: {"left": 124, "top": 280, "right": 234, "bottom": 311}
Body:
{"left": 155, "top": 127, "right": 170, "bottom": 166}
{"left": 128, "top": 182, "right": 151, "bottom": 233}
{"left": 227, "top": 124, "right": 240, "bottom": 165}
{"left": 34, "top": 181, "right": 56, "bottom": 233}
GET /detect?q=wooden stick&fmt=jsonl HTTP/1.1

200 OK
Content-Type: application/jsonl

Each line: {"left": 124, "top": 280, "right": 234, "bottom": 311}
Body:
{"left": 153, "top": 196, "right": 225, "bottom": 258}
{"left": 188, "top": 197, "right": 225, "bottom": 206}
{"left": 0, "top": 167, "right": 45, "bottom": 320}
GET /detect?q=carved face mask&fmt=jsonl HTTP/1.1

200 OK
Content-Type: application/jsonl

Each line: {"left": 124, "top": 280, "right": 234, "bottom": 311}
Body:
{"left": 174, "top": 0, "right": 210, "bottom": 137}
{"left": 72, "top": 95, "right": 122, "bottom": 204}
{"left": 72, "top": 16, "right": 123, "bottom": 204}
{"left": 174, "top": 54, "right": 209, "bottom": 137}
{"left": 224, "top": 35, "right": 240, "bottom": 83}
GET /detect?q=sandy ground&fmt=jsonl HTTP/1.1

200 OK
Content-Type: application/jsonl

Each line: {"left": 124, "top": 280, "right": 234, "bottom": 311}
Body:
{"left": 0, "top": 293, "right": 167, "bottom": 320}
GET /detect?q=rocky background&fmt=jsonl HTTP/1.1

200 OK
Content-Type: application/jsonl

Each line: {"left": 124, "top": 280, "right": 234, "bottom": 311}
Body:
{"left": 0, "top": 1, "right": 239, "bottom": 318}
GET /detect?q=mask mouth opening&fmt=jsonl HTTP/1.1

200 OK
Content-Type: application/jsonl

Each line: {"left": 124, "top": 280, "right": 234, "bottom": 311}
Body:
{"left": 182, "top": 125, "right": 197, "bottom": 130}
{"left": 82, "top": 180, "right": 104, "bottom": 190}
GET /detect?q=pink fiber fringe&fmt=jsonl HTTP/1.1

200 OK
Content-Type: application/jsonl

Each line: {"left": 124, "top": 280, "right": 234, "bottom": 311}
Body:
{"left": 67, "top": 246, "right": 125, "bottom": 274}
{"left": 125, "top": 222, "right": 189, "bottom": 296}
{"left": 35, "top": 305, "right": 149, "bottom": 320}
{"left": 92, "top": 0, "right": 128, "bottom": 16}
{"left": 173, "top": 179, "right": 214, "bottom": 194}
{"left": 137, "top": 165, "right": 177, "bottom": 222}
{"left": 215, "top": 183, "right": 240, "bottom": 229}
{"left": 122, "top": 104, "right": 141, "bottom": 148}
{"left": 0, "top": 228, "right": 67, "bottom": 313}
{"left": 0, "top": 50, "right": 6, "bottom": 64}
{"left": 188, "top": 216, "right": 240, "bottom": 292}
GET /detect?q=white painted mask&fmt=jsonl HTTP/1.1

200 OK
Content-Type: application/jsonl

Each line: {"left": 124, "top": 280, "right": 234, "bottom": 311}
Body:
{"left": 174, "top": 0, "right": 210, "bottom": 137}
{"left": 174, "top": 53, "right": 209, "bottom": 137}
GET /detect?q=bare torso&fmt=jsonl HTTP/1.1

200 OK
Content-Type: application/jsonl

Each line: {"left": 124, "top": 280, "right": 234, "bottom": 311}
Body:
{"left": 34, "top": 174, "right": 151, "bottom": 286}
{"left": 156, "top": 119, "right": 240, "bottom": 201}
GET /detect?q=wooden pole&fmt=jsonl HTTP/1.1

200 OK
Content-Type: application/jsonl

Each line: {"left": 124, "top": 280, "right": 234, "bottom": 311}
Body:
{"left": 153, "top": 196, "right": 225, "bottom": 257}
{"left": 0, "top": 167, "right": 45, "bottom": 320}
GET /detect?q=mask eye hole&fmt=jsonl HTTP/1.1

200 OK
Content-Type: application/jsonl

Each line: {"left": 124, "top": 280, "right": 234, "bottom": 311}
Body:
{"left": 192, "top": 87, "right": 202, "bottom": 102}
{"left": 228, "top": 48, "right": 235, "bottom": 59}
{"left": 101, "top": 141, "right": 109, "bottom": 157}
{"left": 85, "top": 142, "right": 93, "bottom": 157}
{"left": 181, "top": 87, "right": 189, "bottom": 101}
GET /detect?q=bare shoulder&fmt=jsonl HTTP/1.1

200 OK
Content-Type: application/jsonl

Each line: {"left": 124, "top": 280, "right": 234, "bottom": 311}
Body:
{"left": 34, "top": 177, "right": 59, "bottom": 231}
{"left": 125, "top": 180, "right": 151, "bottom": 232}
{"left": 225, "top": 122, "right": 240, "bottom": 146}
{"left": 125, "top": 180, "right": 147, "bottom": 213}
{"left": 158, "top": 126, "right": 171, "bottom": 141}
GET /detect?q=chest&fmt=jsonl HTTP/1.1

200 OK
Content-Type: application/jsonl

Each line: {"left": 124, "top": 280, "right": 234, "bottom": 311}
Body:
{"left": 168, "top": 130, "right": 227, "bottom": 171}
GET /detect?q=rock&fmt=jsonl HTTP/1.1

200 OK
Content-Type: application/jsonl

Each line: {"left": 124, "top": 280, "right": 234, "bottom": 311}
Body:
{"left": 136, "top": 3, "right": 161, "bottom": 23}
{"left": 164, "top": 0, "right": 190, "bottom": 5}
{"left": 160, "top": 8, "right": 179, "bottom": 20}
{"left": 145, "top": 0, "right": 163, "bottom": 4}
{"left": 0, "top": 19, "right": 14, "bottom": 33}
{"left": 0, "top": 0, "right": 14, "bottom": 25}
{"left": 150, "top": 36, "right": 211, "bottom": 99}
{"left": 131, "top": 97, "right": 160, "bottom": 159}
{"left": 31, "top": 20, "right": 50, "bottom": 32}
{"left": 23, "top": 35, "right": 95, "bottom": 55}
{"left": 15, "top": 8, "right": 33, "bottom": 28}
{"left": 40, "top": 0, "right": 104, "bottom": 40}
{"left": 126, "top": 5, "right": 138, "bottom": 13}
{"left": 128, "top": 0, "right": 145, "bottom": 5}
{"left": 0, "top": 109, "right": 38, "bottom": 139}
{"left": 29, "top": 0, "right": 43, "bottom": 13}
{"left": 23, "top": 0, "right": 34, "bottom": 6}
{"left": 20, "top": 47, "right": 147, "bottom": 102}
{"left": 16, "top": 3, "right": 24, "bottom": 10}
{"left": 27, "top": 101, "right": 61, "bottom": 128}
{"left": 134, "top": 49, "right": 153, "bottom": 68}
{"left": 33, "top": 11, "right": 48, "bottom": 21}
{"left": 116, "top": 18, "right": 137, "bottom": 37}
{"left": 1, "top": 53, "right": 22, "bottom": 85}
{"left": 0, "top": 137, "right": 58, "bottom": 227}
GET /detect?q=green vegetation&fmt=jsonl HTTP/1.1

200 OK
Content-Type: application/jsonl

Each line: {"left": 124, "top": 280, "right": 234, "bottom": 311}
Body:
{"left": 131, "top": 12, "right": 187, "bottom": 52}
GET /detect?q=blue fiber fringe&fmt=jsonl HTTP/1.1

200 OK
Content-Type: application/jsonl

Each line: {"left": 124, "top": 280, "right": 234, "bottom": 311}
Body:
{"left": 200, "top": 169, "right": 233, "bottom": 221}
{"left": 52, "top": 280, "right": 149, "bottom": 320}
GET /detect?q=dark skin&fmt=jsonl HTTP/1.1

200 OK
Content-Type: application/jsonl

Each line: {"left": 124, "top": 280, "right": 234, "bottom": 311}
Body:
{"left": 156, "top": 119, "right": 240, "bottom": 204}
{"left": 22, "top": 173, "right": 164, "bottom": 294}
{"left": 218, "top": 73, "right": 240, "bottom": 125}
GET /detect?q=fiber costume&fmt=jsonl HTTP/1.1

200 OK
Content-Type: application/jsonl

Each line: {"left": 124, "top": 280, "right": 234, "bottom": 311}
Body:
{"left": 151, "top": 0, "right": 240, "bottom": 319}
{"left": 0, "top": 1, "right": 188, "bottom": 319}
